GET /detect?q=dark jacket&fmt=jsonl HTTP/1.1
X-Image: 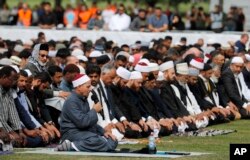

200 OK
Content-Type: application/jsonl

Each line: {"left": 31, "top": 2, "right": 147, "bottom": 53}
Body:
{"left": 109, "top": 84, "right": 134, "bottom": 121}
{"left": 221, "top": 68, "right": 248, "bottom": 108}
{"left": 189, "top": 76, "right": 215, "bottom": 110}
{"left": 242, "top": 67, "right": 250, "bottom": 89}
{"left": 160, "top": 81, "right": 189, "bottom": 118}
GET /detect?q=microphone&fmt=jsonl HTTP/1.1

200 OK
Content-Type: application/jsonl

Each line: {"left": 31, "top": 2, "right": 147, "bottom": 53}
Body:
{"left": 91, "top": 93, "right": 99, "bottom": 104}
{"left": 91, "top": 91, "right": 104, "bottom": 117}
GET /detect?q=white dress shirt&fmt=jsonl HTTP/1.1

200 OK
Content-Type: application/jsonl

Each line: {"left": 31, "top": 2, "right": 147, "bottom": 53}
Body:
{"left": 108, "top": 13, "right": 131, "bottom": 31}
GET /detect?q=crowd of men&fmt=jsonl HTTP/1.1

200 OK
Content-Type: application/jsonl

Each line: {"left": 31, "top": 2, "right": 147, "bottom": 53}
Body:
{"left": 0, "top": 1, "right": 246, "bottom": 32}
{"left": 0, "top": 31, "right": 250, "bottom": 152}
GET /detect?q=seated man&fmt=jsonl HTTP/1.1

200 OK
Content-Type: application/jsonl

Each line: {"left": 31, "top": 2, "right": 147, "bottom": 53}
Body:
{"left": 59, "top": 64, "right": 80, "bottom": 92}
{"left": 86, "top": 64, "right": 125, "bottom": 140}
{"left": 0, "top": 66, "right": 26, "bottom": 147}
{"left": 57, "top": 74, "right": 117, "bottom": 152}
{"left": 171, "top": 63, "right": 209, "bottom": 129}
{"left": 190, "top": 63, "right": 231, "bottom": 123}
{"left": 221, "top": 56, "right": 250, "bottom": 118}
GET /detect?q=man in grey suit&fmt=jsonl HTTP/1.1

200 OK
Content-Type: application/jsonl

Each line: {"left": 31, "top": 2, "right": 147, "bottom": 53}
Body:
{"left": 57, "top": 73, "right": 117, "bottom": 152}
{"left": 221, "top": 56, "right": 250, "bottom": 118}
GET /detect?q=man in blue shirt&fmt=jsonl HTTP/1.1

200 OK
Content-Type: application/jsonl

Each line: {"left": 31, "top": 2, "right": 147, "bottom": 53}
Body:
{"left": 147, "top": 7, "right": 168, "bottom": 32}
{"left": 235, "top": 33, "right": 249, "bottom": 53}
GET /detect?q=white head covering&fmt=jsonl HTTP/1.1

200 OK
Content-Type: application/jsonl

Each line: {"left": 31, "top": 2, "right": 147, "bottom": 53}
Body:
{"left": 115, "top": 51, "right": 130, "bottom": 60}
{"left": 72, "top": 48, "right": 84, "bottom": 57}
{"left": 72, "top": 74, "right": 90, "bottom": 88}
{"left": 24, "top": 69, "right": 32, "bottom": 77}
{"left": 130, "top": 71, "right": 143, "bottom": 80}
{"left": 137, "top": 58, "right": 150, "bottom": 65}
{"left": 89, "top": 50, "right": 102, "bottom": 58}
{"left": 148, "top": 63, "right": 159, "bottom": 72}
{"left": 190, "top": 58, "right": 204, "bottom": 70}
{"left": 14, "top": 45, "right": 24, "bottom": 53}
{"left": 245, "top": 54, "right": 250, "bottom": 62}
{"left": 48, "top": 50, "right": 57, "bottom": 57}
{"left": 10, "top": 56, "right": 21, "bottom": 65}
{"left": 116, "top": 67, "right": 131, "bottom": 80}
{"left": 134, "top": 61, "right": 150, "bottom": 73}
{"left": 188, "top": 67, "right": 200, "bottom": 76}
{"left": 231, "top": 57, "right": 244, "bottom": 64}
{"left": 10, "top": 65, "right": 20, "bottom": 73}
{"left": 176, "top": 62, "right": 189, "bottom": 75}
{"left": 159, "top": 61, "right": 174, "bottom": 72}
{"left": 76, "top": 55, "right": 88, "bottom": 62}
{"left": 0, "top": 58, "right": 12, "bottom": 66}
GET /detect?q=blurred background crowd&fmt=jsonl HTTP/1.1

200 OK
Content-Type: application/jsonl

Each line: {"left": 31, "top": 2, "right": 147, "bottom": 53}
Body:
{"left": 0, "top": 0, "right": 246, "bottom": 32}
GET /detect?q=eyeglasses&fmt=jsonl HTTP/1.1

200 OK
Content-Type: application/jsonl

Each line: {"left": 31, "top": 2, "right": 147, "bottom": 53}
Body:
{"left": 39, "top": 54, "right": 49, "bottom": 58}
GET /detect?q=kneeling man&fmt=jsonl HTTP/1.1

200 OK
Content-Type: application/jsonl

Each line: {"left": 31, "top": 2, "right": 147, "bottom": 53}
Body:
{"left": 57, "top": 74, "right": 117, "bottom": 152}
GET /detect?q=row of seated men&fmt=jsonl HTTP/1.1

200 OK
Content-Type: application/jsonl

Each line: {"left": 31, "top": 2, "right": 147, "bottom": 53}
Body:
{"left": 1, "top": 53, "right": 250, "bottom": 152}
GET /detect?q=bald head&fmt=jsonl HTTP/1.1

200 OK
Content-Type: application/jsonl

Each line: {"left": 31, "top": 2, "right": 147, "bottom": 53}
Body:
{"left": 66, "top": 56, "right": 79, "bottom": 65}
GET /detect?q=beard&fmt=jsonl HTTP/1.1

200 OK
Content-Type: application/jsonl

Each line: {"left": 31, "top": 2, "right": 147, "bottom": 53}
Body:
{"left": 210, "top": 76, "right": 219, "bottom": 83}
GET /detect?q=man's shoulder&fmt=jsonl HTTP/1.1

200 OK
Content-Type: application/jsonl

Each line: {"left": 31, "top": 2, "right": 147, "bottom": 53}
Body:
{"left": 235, "top": 40, "right": 243, "bottom": 46}
{"left": 161, "top": 14, "right": 167, "bottom": 18}
{"left": 222, "top": 68, "right": 232, "bottom": 75}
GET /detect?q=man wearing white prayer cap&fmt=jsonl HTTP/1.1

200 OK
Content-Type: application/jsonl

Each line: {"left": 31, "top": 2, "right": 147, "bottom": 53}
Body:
{"left": 116, "top": 67, "right": 130, "bottom": 80}
{"left": 172, "top": 63, "right": 209, "bottom": 129}
{"left": 89, "top": 50, "right": 102, "bottom": 64}
{"left": 10, "top": 56, "right": 22, "bottom": 66}
{"left": 134, "top": 59, "right": 150, "bottom": 82}
{"left": 159, "top": 60, "right": 175, "bottom": 81}
{"left": 13, "top": 44, "right": 24, "bottom": 55}
{"left": 0, "top": 58, "right": 12, "bottom": 66}
{"left": 148, "top": 63, "right": 159, "bottom": 78}
{"left": 187, "top": 67, "right": 200, "bottom": 85}
{"left": 76, "top": 55, "right": 88, "bottom": 70}
{"left": 221, "top": 56, "right": 250, "bottom": 118}
{"left": 72, "top": 48, "right": 84, "bottom": 57}
{"left": 159, "top": 60, "right": 196, "bottom": 131}
{"left": 57, "top": 73, "right": 118, "bottom": 152}
{"left": 189, "top": 57, "right": 204, "bottom": 70}
{"left": 110, "top": 67, "right": 152, "bottom": 138}
{"left": 122, "top": 70, "right": 150, "bottom": 134}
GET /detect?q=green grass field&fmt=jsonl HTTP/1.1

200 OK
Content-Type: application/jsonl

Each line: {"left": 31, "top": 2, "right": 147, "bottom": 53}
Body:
{"left": 2, "top": 119, "right": 250, "bottom": 160}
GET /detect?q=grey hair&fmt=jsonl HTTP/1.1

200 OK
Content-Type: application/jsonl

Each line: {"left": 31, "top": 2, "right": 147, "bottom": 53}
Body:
{"left": 212, "top": 64, "right": 221, "bottom": 71}
{"left": 101, "top": 63, "right": 115, "bottom": 74}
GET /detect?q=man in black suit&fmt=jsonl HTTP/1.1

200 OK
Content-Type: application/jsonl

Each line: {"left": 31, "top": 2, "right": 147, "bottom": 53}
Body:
{"left": 190, "top": 63, "right": 231, "bottom": 123}
{"left": 110, "top": 67, "right": 148, "bottom": 138}
{"left": 242, "top": 54, "right": 250, "bottom": 89}
{"left": 86, "top": 64, "right": 127, "bottom": 139}
{"left": 221, "top": 56, "right": 250, "bottom": 118}
{"left": 159, "top": 60, "right": 197, "bottom": 131}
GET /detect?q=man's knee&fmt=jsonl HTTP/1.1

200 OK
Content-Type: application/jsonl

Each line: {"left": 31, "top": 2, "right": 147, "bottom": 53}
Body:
{"left": 106, "top": 138, "right": 118, "bottom": 151}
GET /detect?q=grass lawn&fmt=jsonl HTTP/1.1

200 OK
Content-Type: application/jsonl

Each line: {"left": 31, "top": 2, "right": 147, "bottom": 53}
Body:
{"left": 1, "top": 119, "right": 250, "bottom": 160}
